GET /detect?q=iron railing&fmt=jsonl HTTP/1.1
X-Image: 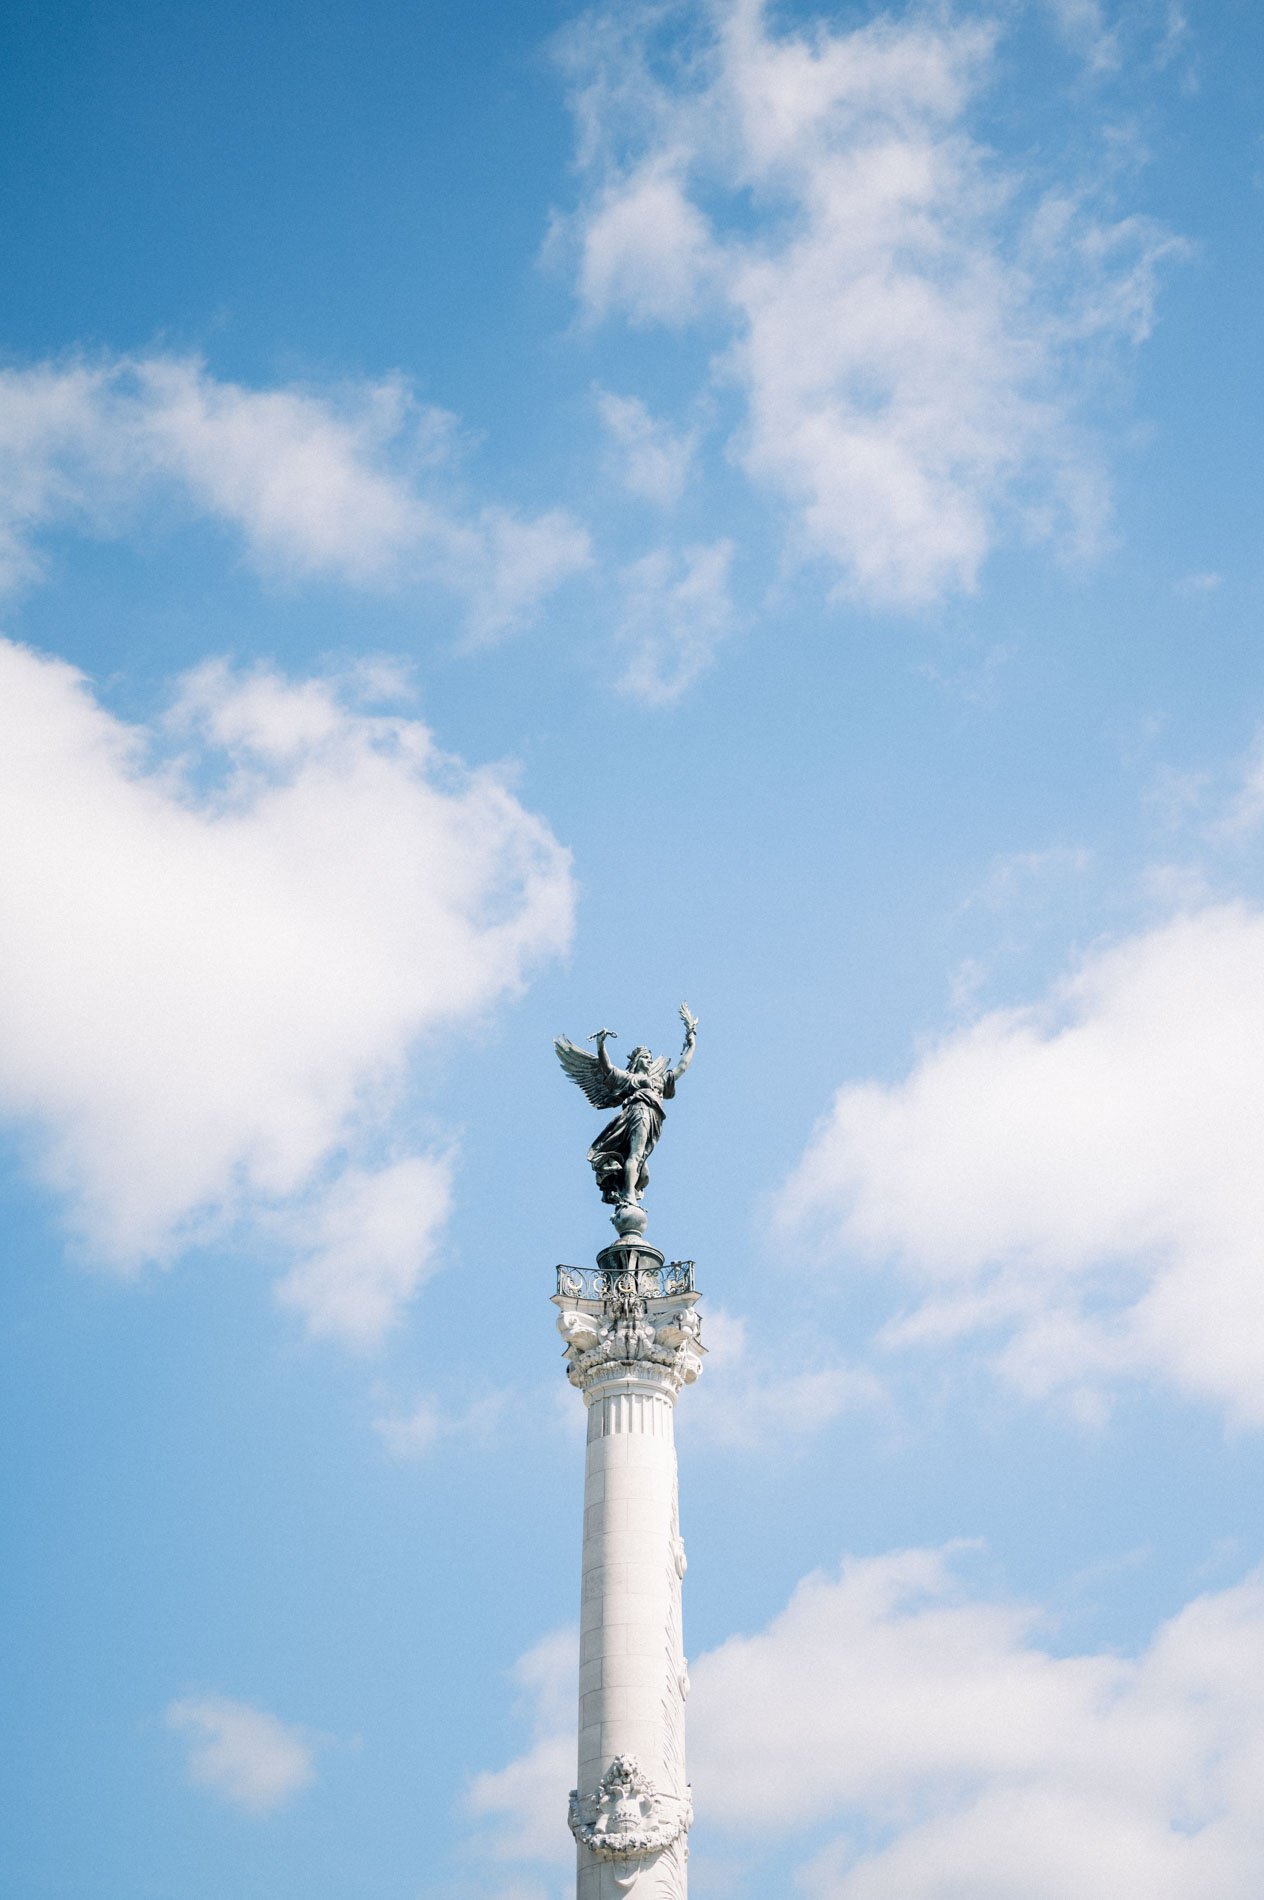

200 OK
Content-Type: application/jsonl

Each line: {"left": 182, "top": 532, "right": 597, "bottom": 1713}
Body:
{"left": 556, "top": 1260, "right": 695, "bottom": 1302}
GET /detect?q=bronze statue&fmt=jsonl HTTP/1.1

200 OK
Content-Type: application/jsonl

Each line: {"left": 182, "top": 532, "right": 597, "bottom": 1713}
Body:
{"left": 555, "top": 1004, "right": 698, "bottom": 1211}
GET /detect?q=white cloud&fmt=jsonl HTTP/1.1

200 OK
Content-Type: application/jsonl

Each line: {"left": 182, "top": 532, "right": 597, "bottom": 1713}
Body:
{"left": 595, "top": 388, "right": 697, "bottom": 505}
{"left": 966, "top": 844, "right": 1095, "bottom": 914}
{"left": 615, "top": 539, "right": 734, "bottom": 703}
{"left": 460, "top": 504, "right": 594, "bottom": 645}
{"left": 0, "top": 354, "right": 589, "bottom": 635}
{"left": 373, "top": 1383, "right": 509, "bottom": 1459}
{"left": 559, "top": 1, "right": 1179, "bottom": 605}
{"left": 684, "top": 1306, "right": 883, "bottom": 1448}
{"left": 0, "top": 640, "right": 572, "bottom": 1339}
{"left": 1220, "top": 745, "right": 1264, "bottom": 838}
{"left": 779, "top": 902, "right": 1264, "bottom": 1423}
{"left": 469, "top": 1736, "right": 577, "bottom": 1866}
{"left": 1175, "top": 570, "right": 1223, "bottom": 595}
{"left": 166, "top": 1693, "right": 318, "bottom": 1814}
{"left": 374, "top": 1391, "right": 449, "bottom": 1459}
{"left": 467, "top": 1627, "right": 578, "bottom": 1864}
{"left": 276, "top": 1155, "right": 453, "bottom": 1347}
{"left": 577, "top": 161, "right": 719, "bottom": 324}
{"left": 477, "top": 1548, "right": 1264, "bottom": 1897}
{"left": 692, "top": 1546, "right": 1264, "bottom": 1895}
{"left": 1039, "top": 0, "right": 1182, "bottom": 74}
{"left": 1042, "top": 0, "right": 1121, "bottom": 71}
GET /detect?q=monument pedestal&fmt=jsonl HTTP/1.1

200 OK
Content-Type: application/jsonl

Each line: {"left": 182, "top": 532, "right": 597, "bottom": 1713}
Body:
{"left": 555, "top": 1248, "right": 703, "bottom": 1900}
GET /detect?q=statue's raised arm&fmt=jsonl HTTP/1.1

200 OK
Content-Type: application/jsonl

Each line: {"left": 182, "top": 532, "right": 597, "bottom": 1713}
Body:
{"left": 554, "top": 1028, "right": 627, "bottom": 1108}
{"left": 554, "top": 1004, "right": 699, "bottom": 1221}
{"left": 670, "top": 1002, "right": 698, "bottom": 1082}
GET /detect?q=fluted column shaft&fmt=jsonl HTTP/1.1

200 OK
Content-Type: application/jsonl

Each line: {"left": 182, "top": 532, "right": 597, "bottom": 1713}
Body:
{"left": 579, "top": 1374, "right": 683, "bottom": 1899}
{"left": 556, "top": 1260, "right": 701, "bottom": 1900}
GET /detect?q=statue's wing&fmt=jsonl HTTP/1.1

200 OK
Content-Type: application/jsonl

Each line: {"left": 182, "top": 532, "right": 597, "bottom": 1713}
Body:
{"left": 554, "top": 1037, "right": 624, "bottom": 1109}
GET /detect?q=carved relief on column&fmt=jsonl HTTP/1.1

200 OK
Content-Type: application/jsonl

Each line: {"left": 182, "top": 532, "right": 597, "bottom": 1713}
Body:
{"left": 568, "top": 1756, "right": 693, "bottom": 1859}
{"left": 662, "top": 1476, "right": 688, "bottom": 1806}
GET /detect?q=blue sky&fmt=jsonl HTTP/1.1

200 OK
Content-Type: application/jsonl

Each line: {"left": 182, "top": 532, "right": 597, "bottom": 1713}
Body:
{"left": 3, "top": 1, "right": 1264, "bottom": 1895}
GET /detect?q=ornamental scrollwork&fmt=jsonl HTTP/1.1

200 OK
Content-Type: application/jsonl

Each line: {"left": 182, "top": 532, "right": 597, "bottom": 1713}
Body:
{"left": 554, "top": 1261, "right": 696, "bottom": 1301}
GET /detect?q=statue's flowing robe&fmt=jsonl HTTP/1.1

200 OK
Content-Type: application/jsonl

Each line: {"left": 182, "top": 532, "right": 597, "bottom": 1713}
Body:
{"left": 588, "top": 1072, "right": 676, "bottom": 1203}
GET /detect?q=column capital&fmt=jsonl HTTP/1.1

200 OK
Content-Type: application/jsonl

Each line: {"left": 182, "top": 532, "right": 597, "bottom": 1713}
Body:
{"left": 554, "top": 1239, "right": 703, "bottom": 1402}
{"left": 556, "top": 1296, "right": 703, "bottom": 1401}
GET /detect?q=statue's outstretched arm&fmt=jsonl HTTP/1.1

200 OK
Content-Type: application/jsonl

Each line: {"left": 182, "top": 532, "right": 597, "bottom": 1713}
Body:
{"left": 592, "top": 1027, "right": 617, "bottom": 1078}
{"left": 670, "top": 1003, "right": 698, "bottom": 1082}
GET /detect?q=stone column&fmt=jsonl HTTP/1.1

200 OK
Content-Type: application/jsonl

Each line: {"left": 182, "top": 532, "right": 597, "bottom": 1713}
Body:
{"left": 555, "top": 1240, "right": 703, "bottom": 1900}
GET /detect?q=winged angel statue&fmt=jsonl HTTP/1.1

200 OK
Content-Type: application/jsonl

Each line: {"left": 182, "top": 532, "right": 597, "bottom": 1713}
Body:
{"left": 555, "top": 1004, "right": 698, "bottom": 1211}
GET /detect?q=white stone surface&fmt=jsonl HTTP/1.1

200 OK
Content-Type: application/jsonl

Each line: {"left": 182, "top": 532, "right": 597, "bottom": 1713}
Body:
{"left": 556, "top": 1272, "right": 701, "bottom": 1900}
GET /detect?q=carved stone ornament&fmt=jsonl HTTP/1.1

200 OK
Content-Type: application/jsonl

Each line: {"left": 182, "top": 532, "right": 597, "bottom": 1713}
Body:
{"left": 568, "top": 1755, "right": 693, "bottom": 1862}
{"left": 556, "top": 1304, "right": 703, "bottom": 1394}
{"left": 556, "top": 1306, "right": 606, "bottom": 1355}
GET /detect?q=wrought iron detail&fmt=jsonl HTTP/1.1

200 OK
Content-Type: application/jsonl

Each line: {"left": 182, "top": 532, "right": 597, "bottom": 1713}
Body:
{"left": 556, "top": 1260, "right": 695, "bottom": 1303}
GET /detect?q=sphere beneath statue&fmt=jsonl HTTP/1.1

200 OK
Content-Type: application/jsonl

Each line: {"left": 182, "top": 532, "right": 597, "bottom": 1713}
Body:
{"left": 612, "top": 1200, "right": 649, "bottom": 1237}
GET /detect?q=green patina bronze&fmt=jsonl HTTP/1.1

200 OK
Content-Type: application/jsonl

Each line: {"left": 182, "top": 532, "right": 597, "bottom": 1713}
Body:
{"left": 554, "top": 1003, "right": 698, "bottom": 1215}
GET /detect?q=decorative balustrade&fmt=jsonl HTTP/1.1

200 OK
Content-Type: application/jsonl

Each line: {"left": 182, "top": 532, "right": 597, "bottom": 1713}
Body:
{"left": 556, "top": 1260, "right": 695, "bottom": 1303}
